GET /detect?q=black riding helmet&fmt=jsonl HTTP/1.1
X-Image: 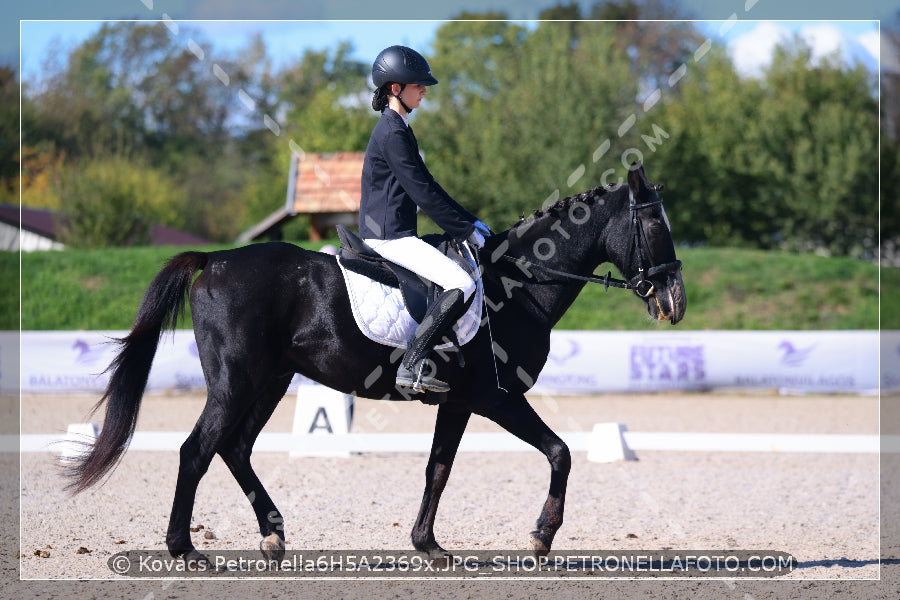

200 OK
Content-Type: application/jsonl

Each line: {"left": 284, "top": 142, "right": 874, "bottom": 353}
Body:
{"left": 371, "top": 45, "right": 438, "bottom": 88}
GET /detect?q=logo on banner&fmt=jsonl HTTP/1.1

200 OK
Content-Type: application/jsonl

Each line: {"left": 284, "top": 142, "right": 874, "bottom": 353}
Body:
{"left": 72, "top": 339, "right": 106, "bottom": 365}
{"left": 547, "top": 339, "right": 579, "bottom": 364}
{"left": 630, "top": 345, "right": 705, "bottom": 384}
{"left": 777, "top": 340, "right": 815, "bottom": 367}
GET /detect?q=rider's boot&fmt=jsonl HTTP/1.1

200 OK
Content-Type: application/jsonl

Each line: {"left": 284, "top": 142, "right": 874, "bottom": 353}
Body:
{"left": 396, "top": 288, "right": 465, "bottom": 393}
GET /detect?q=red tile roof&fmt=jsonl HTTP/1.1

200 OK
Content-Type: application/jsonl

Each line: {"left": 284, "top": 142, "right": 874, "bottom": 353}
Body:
{"left": 290, "top": 152, "right": 364, "bottom": 213}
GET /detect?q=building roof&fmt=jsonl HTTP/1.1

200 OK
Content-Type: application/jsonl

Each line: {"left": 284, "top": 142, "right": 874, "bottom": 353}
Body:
{"left": 0, "top": 204, "right": 56, "bottom": 237}
{"left": 288, "top": 151, "right": 364, "bottom": 214}
{"left": 237, "top": 151, "right": 365, "bottom": 243}
{"left": 0, "top": 204, "right": 210, "bottom": 247}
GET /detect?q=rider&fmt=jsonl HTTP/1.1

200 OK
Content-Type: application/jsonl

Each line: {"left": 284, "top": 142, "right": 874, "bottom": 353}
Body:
{"left": 359, "top": 45, "right": 491, "bottom": 394}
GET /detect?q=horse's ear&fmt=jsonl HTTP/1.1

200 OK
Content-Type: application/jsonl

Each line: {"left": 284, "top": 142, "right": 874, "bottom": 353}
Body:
{"left": 627, "top": 161, "right": 646, "bottom": 196}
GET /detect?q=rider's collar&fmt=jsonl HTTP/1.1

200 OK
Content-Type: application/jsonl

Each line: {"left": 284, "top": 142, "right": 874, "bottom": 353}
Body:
{"left": 388, "top": 107, "right": 410, "bottom": 127}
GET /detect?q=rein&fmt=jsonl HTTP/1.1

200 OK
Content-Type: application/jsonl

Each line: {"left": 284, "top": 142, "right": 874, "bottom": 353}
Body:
{"left": 494, "top": 192, "right": 682, "bottom": 298}
{"left": 497, "top": 254, "right": 681, "bottom": 294}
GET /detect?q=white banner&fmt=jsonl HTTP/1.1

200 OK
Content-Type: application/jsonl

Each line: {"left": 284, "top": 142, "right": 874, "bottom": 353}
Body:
{"left": 18, "top": 330, "right": 201, "bottom": 393}
{"left": 533, "top": 330, "right": 886, "bottom": 395}
{"left": 7, "top": 329, "right": 893, "bottom": 395}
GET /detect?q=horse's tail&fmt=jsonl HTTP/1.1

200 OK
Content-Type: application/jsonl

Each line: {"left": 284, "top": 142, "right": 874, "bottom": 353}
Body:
{"left": 65, "top": 251, "right": 208, "bottom": 494}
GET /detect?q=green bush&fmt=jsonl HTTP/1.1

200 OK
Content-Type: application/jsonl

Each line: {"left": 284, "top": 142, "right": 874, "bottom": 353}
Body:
{"left": 55, "top": 156, "right": 185, "bottom": 249}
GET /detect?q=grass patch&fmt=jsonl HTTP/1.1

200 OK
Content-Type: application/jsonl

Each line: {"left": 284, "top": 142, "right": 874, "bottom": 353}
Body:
{"left": 555, "top": 247, "right": 882, "bottom": 330}
{"left": 10, "top": 242, "right": 888, "bottom": 331}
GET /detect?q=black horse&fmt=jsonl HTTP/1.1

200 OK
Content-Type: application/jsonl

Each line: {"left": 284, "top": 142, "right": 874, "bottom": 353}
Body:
{"left": 66, "top": 163, "right": 685, "bottom": 564}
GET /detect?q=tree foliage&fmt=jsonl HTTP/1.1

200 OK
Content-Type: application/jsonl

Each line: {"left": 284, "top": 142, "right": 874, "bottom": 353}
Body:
{"left": 55, "top": 155, "right": 184, "bottom": 248}
{"left": 10, "top": 2, "right": 889, "bottom": 260}
{"left": 279, "top": 43, "right": 373, "bottom": 152}
{"left": 881, "top": 10, "right": 900, "bottom": 263}
{"left": 0, "top": 66, "right": 18, "bottom": 203}
{"left": 425, "top": 17, "right": 637, "bottom": 226}
{"left": 651, "top": 39, "right": 879, "bottom": 258}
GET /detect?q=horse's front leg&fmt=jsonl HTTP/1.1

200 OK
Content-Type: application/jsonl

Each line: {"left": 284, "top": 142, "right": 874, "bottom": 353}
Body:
{"left": 477, "top": 393, "right": 571, "bottom": 556}
{"left": 411, "top": 402, "right": 471, "bottom": 558}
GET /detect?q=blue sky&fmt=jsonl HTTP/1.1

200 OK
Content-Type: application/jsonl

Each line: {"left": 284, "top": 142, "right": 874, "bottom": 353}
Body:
{"left": 6, "top": 0, "right": 899, "bottom": 73}
{"left": 19, "top": 18, "right": 883, "bottom": 87}
{"left": 19, "top": 20, "right": 447, "bottom": 82}
{"left": 8, "top": 0, "right": 898, "bottom": 78}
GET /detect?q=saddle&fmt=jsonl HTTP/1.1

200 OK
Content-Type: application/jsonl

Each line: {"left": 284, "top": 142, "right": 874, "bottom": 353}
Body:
{"left": 336, "top": 225, "right": 477, "bottom": 324}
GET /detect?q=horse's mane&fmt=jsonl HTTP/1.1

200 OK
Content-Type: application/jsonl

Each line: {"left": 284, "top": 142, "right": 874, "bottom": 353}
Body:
{"left": 510, "top": 168, "right": 663, "bottom": 231}
{"left": 511, "top": 184, "right": 611, "bottom": 230}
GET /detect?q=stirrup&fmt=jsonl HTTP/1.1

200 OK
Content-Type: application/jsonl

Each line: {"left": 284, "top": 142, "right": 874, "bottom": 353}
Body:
{"left": 396, "top": 357, "right": 450, "bottom": 393}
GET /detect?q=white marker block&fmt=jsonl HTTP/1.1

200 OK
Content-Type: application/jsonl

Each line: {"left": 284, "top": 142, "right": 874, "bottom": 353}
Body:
{"left": 59, "top": 422, "right": 100, "bottom": 462}
{"left": 290, "top": 384, "right": 354, "bottom": 458}
{"left": 586, "top": 422, "right": 637, "bottom": 463}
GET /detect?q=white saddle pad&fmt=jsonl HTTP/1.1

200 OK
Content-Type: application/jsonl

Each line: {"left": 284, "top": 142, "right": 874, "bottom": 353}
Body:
{"left": 336, "top": 255, "right": 483, "bottom": 350}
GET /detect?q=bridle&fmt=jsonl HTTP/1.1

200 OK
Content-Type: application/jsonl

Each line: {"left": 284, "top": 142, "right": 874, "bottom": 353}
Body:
{"left": 623, "top": 189, "right": 683, "bottom": 298}
{"left": 496, "top": 188, "right": 682, "bottom": 298}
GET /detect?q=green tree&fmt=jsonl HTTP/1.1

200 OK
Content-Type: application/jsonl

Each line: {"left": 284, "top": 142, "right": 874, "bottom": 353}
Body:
{"left": 653, "top": 38, "right": 878, "bottom": 258}
{"left": 881, "top": 11, "right": 900, "bottom": 264}
{"left": 55, "top": 155, "right": 186, "bottom": 248}
{"left": 23, "top": 22, "right": 286, "bottom": 243}
{"left": 588, "top": 0, "right": 706, "bottom": 97}
{"left": 651, "top": 47, "right": 774, "bottom": 247}
{"left": 279, "top": 42, "right": 372, "bottom": 152}
{"left": 762, "top": 42, "right": 877, "bottom": 257}
{"left": 0, "top": 66, "right": 18, "bottom": 205}
{"left": 26, "top": 22, "right": 236, "bottom": 168}
{"left": 424, "top": 16, "right": 639, "bottom": 228}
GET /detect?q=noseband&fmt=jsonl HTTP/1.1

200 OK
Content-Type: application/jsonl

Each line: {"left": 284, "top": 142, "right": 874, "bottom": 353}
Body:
{"left": 497, "top": 189, "right": 682, "bottom": 297}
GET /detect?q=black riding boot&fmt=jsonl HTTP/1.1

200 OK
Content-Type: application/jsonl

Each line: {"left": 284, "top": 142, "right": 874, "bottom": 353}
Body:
{"left": 396, "top": 288, "right": 465, "bottom": 393}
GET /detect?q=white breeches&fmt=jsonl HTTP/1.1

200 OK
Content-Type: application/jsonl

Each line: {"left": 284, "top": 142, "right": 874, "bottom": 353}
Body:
{"left": 364, "top": 236, "right": 476, "bottom": 301}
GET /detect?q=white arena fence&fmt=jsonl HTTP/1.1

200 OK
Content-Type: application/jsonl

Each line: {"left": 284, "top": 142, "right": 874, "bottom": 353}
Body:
{"left": 3, "top": 329, "right": 894, "bottom": 396}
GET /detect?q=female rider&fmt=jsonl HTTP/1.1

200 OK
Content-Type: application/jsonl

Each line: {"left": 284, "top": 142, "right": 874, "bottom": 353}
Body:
{"left": 359, "top": 45, "right": 490, "bottom": 394}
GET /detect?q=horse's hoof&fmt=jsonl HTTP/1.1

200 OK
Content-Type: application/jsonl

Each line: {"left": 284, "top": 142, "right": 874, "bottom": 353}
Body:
{"left": 415, "top": 542, "right": 451, "bottom": 561}
{"left": 260, "top": 533, "right": 285, "bottom": 562}
{"left": 182, "top": 548, "right": 212, "bottom": 571}
{"left": 528, "top": 531, "right": 551, "bottom": 557}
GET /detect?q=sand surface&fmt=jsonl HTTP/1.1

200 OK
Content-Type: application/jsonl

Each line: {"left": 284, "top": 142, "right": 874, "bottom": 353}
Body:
{"left": 9, "top": 391, "right": 900, "bottom": 598}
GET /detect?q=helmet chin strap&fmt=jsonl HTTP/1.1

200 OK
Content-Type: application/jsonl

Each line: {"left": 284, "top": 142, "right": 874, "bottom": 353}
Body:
{"left": 393, "top": 83, "right": 414, "bottom": 115}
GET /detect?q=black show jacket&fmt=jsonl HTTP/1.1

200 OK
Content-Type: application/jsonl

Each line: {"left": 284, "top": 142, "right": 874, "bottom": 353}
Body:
{"left": 358, "top": 109, "right": 476, "bottom": 241}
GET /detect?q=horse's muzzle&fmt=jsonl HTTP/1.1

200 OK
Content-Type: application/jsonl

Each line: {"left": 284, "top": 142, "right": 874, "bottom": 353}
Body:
{"left": 645, "top": 264, "right": 685, "bottom": 325}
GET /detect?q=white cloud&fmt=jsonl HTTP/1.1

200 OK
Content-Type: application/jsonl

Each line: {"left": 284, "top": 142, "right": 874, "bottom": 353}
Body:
{"left": 857, "top": 30, "right": 880, "bottom": 62}
{"left": 729, "top": 22, "right": 791, "bottom": 78}
{"left": 727, "top": 21, "right": 879, "bottom": 78}
{"left": 800, "top": 23, "right": 846, "bottom": 62}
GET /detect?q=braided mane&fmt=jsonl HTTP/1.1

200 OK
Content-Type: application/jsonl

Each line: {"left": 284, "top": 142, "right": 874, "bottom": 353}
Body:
{"left": 512, "top": 184, "right": 611, "bottom": 230}
{"left": 510, "top": 167, "right": 664, "bottom": 230}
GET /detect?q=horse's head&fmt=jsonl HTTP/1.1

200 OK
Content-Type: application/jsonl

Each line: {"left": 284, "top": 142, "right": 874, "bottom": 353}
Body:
{"left": 608, "top": 163, "right": 686, "bottom": 325}
{"left": 484, "top": 163, "right": 685, "bottom": 327}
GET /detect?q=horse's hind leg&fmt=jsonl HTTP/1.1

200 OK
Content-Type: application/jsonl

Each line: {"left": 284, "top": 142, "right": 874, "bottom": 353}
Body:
{"left": 165, "top": 396, "right": 250, "bottom": 563}
{"left": 165, "top": 374, "right": 283, "bottom": 562}
{"left": 218, "top": 374, "right": 292, "bottom": 562}
{"left": 411, "top": 403, "right": 471, "bottom": 558}
{"left": 477, "top": 393, "right": 571, "bottom": 556}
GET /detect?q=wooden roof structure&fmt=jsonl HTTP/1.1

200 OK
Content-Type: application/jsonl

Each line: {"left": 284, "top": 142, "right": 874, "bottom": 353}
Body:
{"left": 237, "top": 152, "right": 364, "bottom": 242}
{"left": 291, "top": 151, "right": 364, "bottom": 214}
